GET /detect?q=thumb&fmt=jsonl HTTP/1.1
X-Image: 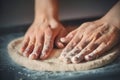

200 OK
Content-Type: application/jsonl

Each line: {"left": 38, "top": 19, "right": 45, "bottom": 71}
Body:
{"left": 55, "top": 28, "right": 67, "bottom": 48}
{"left": 60, "top": 29, "right": 77, "bottom": 44}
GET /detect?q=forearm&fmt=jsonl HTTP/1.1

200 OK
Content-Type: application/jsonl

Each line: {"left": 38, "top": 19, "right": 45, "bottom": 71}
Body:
{"left": 102, "top": 1, "right": 120, "bottom": 28}
{"left": 34, "top": 0, "right": 58, "bottom": 22}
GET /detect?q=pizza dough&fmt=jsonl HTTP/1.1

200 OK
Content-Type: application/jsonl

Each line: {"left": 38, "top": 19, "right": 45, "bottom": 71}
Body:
{"left": 7, "top": 37, "right": 120, "bottom": 71}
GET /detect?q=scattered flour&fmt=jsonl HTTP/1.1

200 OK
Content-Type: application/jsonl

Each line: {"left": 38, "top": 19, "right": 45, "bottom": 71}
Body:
{"left": 1, "top": 32, "right": 120, "bottom": 80}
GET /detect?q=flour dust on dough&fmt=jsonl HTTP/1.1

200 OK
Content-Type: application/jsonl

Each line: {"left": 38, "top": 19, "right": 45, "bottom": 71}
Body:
{"left": 7, "top": 37, "right": 120, "bottom": 71}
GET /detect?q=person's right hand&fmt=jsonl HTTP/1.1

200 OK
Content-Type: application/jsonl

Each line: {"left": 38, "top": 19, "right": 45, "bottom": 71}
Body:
{"left": 20, "top": 18, "right": 67, "bottom": 60}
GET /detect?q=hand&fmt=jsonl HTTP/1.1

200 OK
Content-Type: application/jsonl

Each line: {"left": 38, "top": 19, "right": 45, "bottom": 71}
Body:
{"left": 59, "top": 19, "right": 120, "bottom": 63}
{"left": 20, "top": 18, "right": 67, "bottom": 60}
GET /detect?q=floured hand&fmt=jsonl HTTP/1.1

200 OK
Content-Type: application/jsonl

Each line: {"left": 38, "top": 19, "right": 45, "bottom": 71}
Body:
{"left": 20, "top": 18, "right": 66, "bottom": 60}
{"left": 59, "top": 19, "right": 120, "bottom": 63}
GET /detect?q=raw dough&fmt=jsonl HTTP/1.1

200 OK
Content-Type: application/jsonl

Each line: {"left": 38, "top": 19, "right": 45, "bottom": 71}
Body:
{"left": 7, "top": 37, "right": 120, "bottom": 71}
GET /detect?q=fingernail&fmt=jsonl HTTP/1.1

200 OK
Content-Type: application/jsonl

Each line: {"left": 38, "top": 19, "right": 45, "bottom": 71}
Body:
{"left": 71, "top": 57, "right": 80, "bottom": 63}
{"left": 40, "top": 54, "right": 44, "bottom": 59}
{"left": 57, "top": 42, "right": 64, "bottom": 48}
{"left": 64, "top": 58, "right": 72, "bottom": 64}
{"left": 85, "top": 55, "right": 89, "bottom": 61}
{"left": 19, "top": 48, "right": 23, "bottom": 55}
{"left": 85, "top": 55, "right": 93, "bottom": 61}
{"left": 40, "top": 51, "right": 47, "bottom": 59}
{"left": 23, "top": 51, "right": 29, "bottom": 57}
{"left": 29, "top": 53, "right": 37, "bottom": 60}
{"left": 29, "top": 54, "right": 34, "bottom": 60}
{"left": 72, "top": 57, "right": 83, "bottom": 63}
{"left": 60, "top": 38, "right": 66, "bottom": 42}
{"left": 61, "top": 52, "right": 67, "bottom": 56}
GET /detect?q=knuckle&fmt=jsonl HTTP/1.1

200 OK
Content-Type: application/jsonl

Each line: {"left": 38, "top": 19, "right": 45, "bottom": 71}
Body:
{"left": 45, "top": 39, "right": 52, "bottom": 46}
{"left": 73, "top": 47, "right": 81, "bottom": 53}
{"left": 94, "top": 32, "right": 102, "bottom": 39}
{"left": 76, "top": 46, "right": 83, "bottom": 50}
{"left": 24, "top": 34, "right": 29, "bottom": 38}
{"left": 36, "top": 43, "right": 42, "bottom": 48}
{"left": 23, "top": 38, "right": 29, "bottom": 43}
{"left": 85, "top": 55, "right": 93, "bottom": 61}
{"left": 82, "top": 22, "right": 91, "bottom": 26}
{"left": 46, "top": 35, "right": 52, "bottom": 41}
{"left": 45, "top": 28, "right": 53, "bottom": 35}
{"left": 84, "top": 47, "right": 91, "bottom": 52}
{"left": 25, "top": 48, "right": 30, "bottom": 53}
{"left": 22, "top": 43, "right": 27, "bottom": 49}
{"left": 43, "top": 44, "right": 52, "bottom": 51}
{"left": 29, "top": 42, "right": 34, "bottom": 45}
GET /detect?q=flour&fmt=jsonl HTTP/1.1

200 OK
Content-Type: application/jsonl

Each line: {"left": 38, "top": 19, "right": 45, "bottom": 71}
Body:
{"left": 1, "top": 32, "right": 120, "bottom": 80}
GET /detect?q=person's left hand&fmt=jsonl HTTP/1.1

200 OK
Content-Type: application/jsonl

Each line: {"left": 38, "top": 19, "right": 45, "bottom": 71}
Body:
{"left": 59, "top": 19, "right": 120, "bottom": 63}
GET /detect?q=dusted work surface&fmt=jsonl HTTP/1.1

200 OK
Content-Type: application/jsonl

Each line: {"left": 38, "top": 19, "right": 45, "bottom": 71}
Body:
{"left": 0, "top": 19, "right": 120, "bottom": 80}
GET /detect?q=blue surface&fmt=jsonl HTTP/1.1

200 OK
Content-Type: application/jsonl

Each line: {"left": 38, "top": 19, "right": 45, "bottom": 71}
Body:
{"left": 0, "top": 19, "right": 120, "bottom": 80}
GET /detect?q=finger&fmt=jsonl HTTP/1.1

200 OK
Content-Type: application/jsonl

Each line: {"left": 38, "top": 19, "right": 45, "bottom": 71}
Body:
{"left": 70, "top": 34, "right": 100, "bottom": 63}
{"left": 59, "top": 53, "right": 72, "bottom": 64}
{"left": 66, "top": 41, "right": 89, "bottom": 59}
{"left": 71, "top": 42, "right": 99, "bottom": 63}
{"left": 59, "top": 23, "right": 95, "bottom": 61}
{"left": 23, "top": 37, "right": 35, "bottom": 57}
{"left": 85, "top": 32, "right": 119, "bottom": 61}
{"left": 55, "top": 28, "right": 67, "bottom": 48}
{"left": 84, "top": 31, "right": 119, "bottom": 61}
{"left": 68, "top": 37, "right": 90, "bottom": 63}
{"left": 59, "top": 34, "right": 83, "bottom": 61}
{"left": 84, "top": 42, "right": 107, "bottom": 61}
{"left": 20, "top": 37, "right": 29, "bottom": 54}
{"left": 63, "top": 57, "right": 72, "bottom": 64}
{"left": 29, "top": 36, "right": 43, "bottom": 60}
{"left": 60, "top": 29, "right": 77, "bottom": 44}
{"left": 69, "top": 47, "right": 88, "bottom": 64}
{"left": 40, "top": 28, "right": 54, "bottom": 59}
{"left": 61, "top": 47, "right": 81, "bottom": 64}
{"left": 60, "top": 22, "right": 90, "bottom": 52}
{"left": 64, "top": 34, "right": 83, "bottom": 52}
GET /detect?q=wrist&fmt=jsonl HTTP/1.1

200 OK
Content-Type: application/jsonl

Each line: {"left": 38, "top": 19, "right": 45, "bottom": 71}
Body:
{"left": 101, "top": 1, "right": 120, "bottom": 29}
{"left": 33, "top": 13, "right": 59, "bottom": 25}
{"left": 34, "top": 0, "right": 59, "bottom": 23}
{"left": 101, "top": 14, "right": 120, "bottom": 29}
